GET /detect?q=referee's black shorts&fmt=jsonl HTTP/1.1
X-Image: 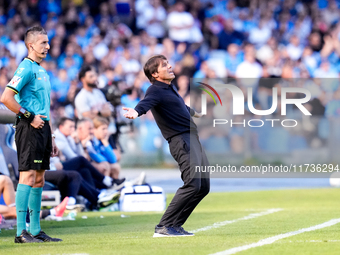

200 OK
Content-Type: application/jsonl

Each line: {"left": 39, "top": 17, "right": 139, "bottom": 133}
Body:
{"left": 15, "top": 118, "right": 52, "bottom": 171}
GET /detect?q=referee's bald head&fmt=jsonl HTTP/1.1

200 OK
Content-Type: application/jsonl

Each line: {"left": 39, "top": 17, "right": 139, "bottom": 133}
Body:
{"left": 24, "top": 26, "right": 47, "bottom": 49}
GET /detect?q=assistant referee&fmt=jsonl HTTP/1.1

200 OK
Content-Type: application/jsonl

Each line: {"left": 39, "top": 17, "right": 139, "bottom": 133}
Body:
{"left": 123, "top": 55, "right": 210, "bottom": 237}
{"left": 1, "top": 26, "right": 61, "bottom": 243}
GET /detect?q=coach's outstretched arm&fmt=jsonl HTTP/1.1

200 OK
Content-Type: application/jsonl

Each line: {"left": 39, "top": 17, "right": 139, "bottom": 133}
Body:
{"left": 123, "top": 89, "right": 161, "bottom": 119}
{"left": 123, "top": 106, "right": 202, "bottom": 119}
{"left": 1, "top": 88, "right": 46, "bottom": 129}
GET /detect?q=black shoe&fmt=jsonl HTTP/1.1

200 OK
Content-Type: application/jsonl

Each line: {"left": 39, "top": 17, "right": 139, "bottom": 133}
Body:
{"left": 113, "top": 178, "right": 126, "bottom": 186}
{"left": 33, "top": 230, "right": 62, "bottom": 242}
{"left": 14, "top": 230, "right": 43, "bottom": 243}
{"left": 111, "top": 178, "right": 126, "bottom": 190}
{"left": 153, "top": 225, "right": 184, "bottom": 237}
{"left": 173, "top": 226, "right": 194, "bottom": 236}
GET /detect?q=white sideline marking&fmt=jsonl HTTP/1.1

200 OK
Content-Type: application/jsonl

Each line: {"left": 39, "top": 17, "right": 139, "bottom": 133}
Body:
{"left": 191, "top": 208, "right": 283, "bottom": 233}
{"left": 210, "top": 218, "right": 340, "bottom": 255}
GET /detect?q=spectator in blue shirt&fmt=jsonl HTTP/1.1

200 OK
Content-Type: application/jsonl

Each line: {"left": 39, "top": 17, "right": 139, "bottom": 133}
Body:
{"left": 85, "top": 117, "right": 121, "bottom": 179}
{"left": 0, "top": 10, "right": 7, "bottom": 27}
{"left": 225, "top": 44, "right": 243, "bottom": 77}
{"left": 57, "top": 43, "right": 83, "bottom": 69}
{"left": 51, "top": 69, "right": 71, "bottom": 103}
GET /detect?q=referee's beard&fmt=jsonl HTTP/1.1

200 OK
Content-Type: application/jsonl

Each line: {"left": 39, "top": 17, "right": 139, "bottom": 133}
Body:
{"left": 87, "top": 83, "right": 97, "bottom": 88}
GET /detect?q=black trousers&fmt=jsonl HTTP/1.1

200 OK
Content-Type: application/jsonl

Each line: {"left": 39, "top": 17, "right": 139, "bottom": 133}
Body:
{"left": 62, "top": 156, "right": 107, "bottom": 189}
{"left": 159, "top": 133, "right": 210, "bottom": 227}
{"left": 44, "top": 170, "right": 99, "bottom": 205}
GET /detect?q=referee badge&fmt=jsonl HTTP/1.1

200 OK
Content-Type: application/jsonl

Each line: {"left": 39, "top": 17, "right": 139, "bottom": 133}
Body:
{"left": 8, "top": 76, "right": 21, "bottom": 88}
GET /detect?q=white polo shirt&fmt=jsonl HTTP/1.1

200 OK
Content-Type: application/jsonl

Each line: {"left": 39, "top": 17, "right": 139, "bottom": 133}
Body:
{"left": 75, "top": 88, "right": 108, "bottom": 119}
{"left": 167, "top": 11, "right": 194, "bottom": 42}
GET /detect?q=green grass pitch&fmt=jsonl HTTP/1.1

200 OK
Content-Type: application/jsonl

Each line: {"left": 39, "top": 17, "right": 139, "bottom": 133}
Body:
{"left": 1, "top": 188, "right": 340, "bottom": 255}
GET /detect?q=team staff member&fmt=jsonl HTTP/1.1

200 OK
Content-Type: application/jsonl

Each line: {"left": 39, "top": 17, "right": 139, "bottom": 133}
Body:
{"left": 1, "top": 26, "right": 61, "bottom": 243}
{"left": 123, "top": 55, "right": 210, "bottom": 237}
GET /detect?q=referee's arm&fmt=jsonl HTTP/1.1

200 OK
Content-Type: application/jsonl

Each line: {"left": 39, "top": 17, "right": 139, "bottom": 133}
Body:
{"left": 1, "top": 88, "right": 23, "bottom": 114}
{"left": 1, "top": 88, "right": 46, "bottom": 128}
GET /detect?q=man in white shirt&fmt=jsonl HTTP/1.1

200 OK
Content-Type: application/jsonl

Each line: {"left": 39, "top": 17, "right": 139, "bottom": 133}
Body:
{"left": 248, "top": 19, "right": 272, "bottom": 48}
{"left": 135, "top": 0, "right": 150, "bottom": 31}
{"left": 6, "top": 33, "right": 27, "bottom": 64}
{"left": 143, "top": 0, "right": 167, "bottom": 39}
{"left": 92, "top": 34, "right": 109, "bottom": 61}
{"left": 166, "top": 2, "right": 194, "bottom": 43}
{"left": 120, "top": 49, "right": 141, "bottom": 86}
{"left": 235, "top": 44, "right": 264, "bottom": 109}
{"left": 235, "top": 44, "right": 263, "bottom": 88}
{"left": 286, "top": 35, "right": 303, "bottom": 61}
{"left": 75, "top": 65, "right": 112, "bottom": 120}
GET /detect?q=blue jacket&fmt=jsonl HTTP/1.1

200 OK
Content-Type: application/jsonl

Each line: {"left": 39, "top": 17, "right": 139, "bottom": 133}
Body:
{"left": 86, "top": 137, "right": 117, "bottom": 163}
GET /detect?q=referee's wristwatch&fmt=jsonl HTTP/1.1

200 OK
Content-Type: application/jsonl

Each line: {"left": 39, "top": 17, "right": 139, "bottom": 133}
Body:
{"left": 52, "top": 134, "right": 56, "bottom": 139}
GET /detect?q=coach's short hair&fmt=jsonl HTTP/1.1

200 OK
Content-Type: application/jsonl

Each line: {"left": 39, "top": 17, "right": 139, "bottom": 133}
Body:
{"left": 24, "top": 26, "right": 47, "bottom": 48}
{"left": 78, "top": 65, "right": 93, "bottom": 81}
{"left": 143, "top": 55, "right": 167, "bottom": 83}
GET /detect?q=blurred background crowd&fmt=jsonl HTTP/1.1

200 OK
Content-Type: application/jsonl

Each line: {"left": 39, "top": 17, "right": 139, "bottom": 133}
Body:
{"left": 0, "top": 0, "right": 339, "bottom": 159}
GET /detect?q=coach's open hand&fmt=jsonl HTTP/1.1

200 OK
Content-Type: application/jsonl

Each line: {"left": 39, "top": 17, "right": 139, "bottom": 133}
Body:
{"left": 123, "top": 107, "right": 138, "bottom": 119}
{"left": 31, "top": 114, "right": 47, "bottom": 129}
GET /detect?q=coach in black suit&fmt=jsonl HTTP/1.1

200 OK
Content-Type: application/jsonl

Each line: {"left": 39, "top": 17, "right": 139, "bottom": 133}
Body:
{"left": 123, "top": 55, "right": 210, "bottom": 237}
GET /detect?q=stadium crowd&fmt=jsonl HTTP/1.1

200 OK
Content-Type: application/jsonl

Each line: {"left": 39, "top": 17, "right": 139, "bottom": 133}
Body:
{"left": 0, "top": 0, "right": 339, "bottom": 155}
